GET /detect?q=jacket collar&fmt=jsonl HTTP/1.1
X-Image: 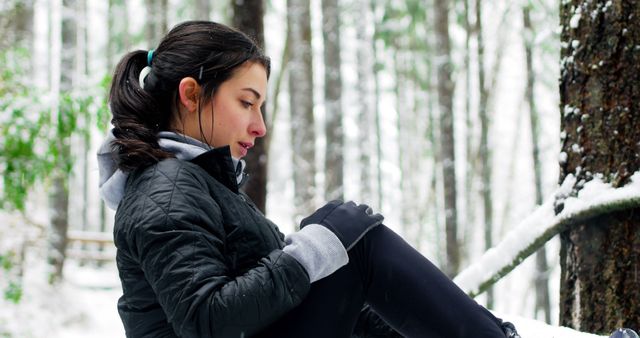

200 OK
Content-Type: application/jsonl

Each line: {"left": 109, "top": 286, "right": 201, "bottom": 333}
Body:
{"left": 189, "top": 146, "right": 248, "bottom": 193}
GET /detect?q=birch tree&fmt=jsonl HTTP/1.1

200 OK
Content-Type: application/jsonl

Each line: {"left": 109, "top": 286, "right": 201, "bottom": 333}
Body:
{"left": 233, "top": 0, "right": 269, "bottom": 213}
{"left": 558, "top": 0, "right": 640, "bottom": 332}
{"left": 287, "top": 0, "right": 316, "bottom": 219}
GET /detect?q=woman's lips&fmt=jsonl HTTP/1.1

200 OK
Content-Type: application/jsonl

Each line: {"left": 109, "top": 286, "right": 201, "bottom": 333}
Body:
{"left": 238, "top": 142, "right": 253, "bottom": 157}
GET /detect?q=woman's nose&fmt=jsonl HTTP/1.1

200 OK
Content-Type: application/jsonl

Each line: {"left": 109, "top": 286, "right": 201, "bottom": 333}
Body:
{"left": 250, "top": 112, "right": 267, "bottom": 137}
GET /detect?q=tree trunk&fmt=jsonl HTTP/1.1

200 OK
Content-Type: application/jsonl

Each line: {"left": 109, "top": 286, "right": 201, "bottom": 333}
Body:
{"left": 194, "top": 0, "right": 211, "bottom": 20}
{"left": 475, "top": 0, "right": 494, "bottom": 309}
{"left": 13, "top": 0, "right": 34, "bottom": 49}
{"left": 322, "top": 0, "right": 344, "bottom": 201}
{"left": 371, "top": 0, "right": 383, "bottom": 210}
{"left": 145, "top": 0, "right": 167, "bottom": 44}
{"left": 462, "top": 0, "right": 475, "bottom": 256}
{"left": 559, "top": 0, "right": 640, "bottom": 332}
{"left": 48, "top": 0, "right": 76, "bottom": 283}
{"left": 434, "top": 0, "right": 459, "bottom": 277}
{"left": 107, "top": 0, "right": 130, "bottom": 71}
{"left": 232, "top": 0, "right": 268, "bottom": 214}
{"left": 523, "top": 4, "right": 551, "bottom": 324}
{"left": 287, "top": 0, "right": 316, "bottom": 219}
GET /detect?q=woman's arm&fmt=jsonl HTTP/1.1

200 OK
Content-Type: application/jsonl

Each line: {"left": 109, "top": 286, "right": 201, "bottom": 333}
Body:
{"left": 120, "top": 164, "right": 310, "bottom": 338}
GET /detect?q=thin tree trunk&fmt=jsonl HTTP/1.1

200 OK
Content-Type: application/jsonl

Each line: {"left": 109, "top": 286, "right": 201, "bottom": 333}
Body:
{"left": 395, "top": 49, "right": 411, "bottom": 234}
{"left": 523, "top": 4, "right": 551, "bottom": 324}
{"left": 559, "top": 0, "right": 640, "bottom": 332}
{"left": 356, "top": 0, "right": 373, "bottom": 203}
{"left": 145, "top": 0, "right": 167, "bottom": 43}
{"left": 287, "top": 0, "right": 316, "bottom": 219}
{"left": 322, "top": 0, "right": 344, "bottom": 201}
{"left": 434, "top": 0, "right": 459, "bottom": 277}
{"left": 476, "top": 0, "right": 494, "bottom": 308}
{"left": 233, "top": 0, "right": 268, "bottom": 213}
{"left": 462, "top": 0, "right": 475, "bottom": 255}
{"left": 194, "top": 0, "right": 211, "bottom": 20}
{"left": 48, "top": 0, "right": 75, "bottom": 283}
{"left": 371, "top": 0, "right": 383, "bottom": 211}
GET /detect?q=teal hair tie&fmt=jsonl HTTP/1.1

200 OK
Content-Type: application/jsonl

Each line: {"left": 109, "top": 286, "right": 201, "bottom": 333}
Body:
{"left": 147, "top": 49, "right": 155, "bottom": 66}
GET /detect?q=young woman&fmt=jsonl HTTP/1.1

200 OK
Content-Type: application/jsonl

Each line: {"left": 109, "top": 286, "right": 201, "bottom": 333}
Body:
{"left": 98, "top": 21, "right": 520, "bottom": 338}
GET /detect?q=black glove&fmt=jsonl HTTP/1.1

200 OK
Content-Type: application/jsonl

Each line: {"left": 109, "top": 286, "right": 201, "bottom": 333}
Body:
{"left": 300, "top": 200, "right": 384, "bottom": 251}
{"left": 501, "top": 322, "right": 521, "bottom": 338}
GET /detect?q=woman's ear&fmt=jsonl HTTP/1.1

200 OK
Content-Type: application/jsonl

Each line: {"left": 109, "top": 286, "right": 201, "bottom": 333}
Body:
{"left": 178, "top": 77, "right": 201, "bottom": 113}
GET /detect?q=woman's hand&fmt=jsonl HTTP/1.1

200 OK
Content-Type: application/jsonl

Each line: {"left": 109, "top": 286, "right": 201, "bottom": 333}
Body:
{"left": 300, "top": 200, "right": 384, "bottom": 251}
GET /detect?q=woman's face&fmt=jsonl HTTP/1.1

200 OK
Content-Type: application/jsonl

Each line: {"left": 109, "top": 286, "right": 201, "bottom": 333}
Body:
{"left": 183, "top": 61, "right": 268, "bottom": 158}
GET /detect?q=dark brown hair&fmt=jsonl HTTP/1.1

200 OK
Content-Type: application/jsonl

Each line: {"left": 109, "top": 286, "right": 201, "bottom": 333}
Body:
{"left": 109, "top": 21, "right": 270, "bottom": 171}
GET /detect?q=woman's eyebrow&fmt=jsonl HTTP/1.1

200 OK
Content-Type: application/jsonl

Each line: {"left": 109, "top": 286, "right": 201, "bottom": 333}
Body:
{"left": 241, "top": 88, "right": 262, "bottom": 99}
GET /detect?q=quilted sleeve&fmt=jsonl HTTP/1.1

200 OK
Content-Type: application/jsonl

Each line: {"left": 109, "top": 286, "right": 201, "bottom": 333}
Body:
{"left": 124, "top": 164, "right": 310, "bottom": 338}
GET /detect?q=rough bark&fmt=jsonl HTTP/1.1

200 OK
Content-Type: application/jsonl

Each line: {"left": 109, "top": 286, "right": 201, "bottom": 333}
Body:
{"left": 233, "top": 0, "right": 269, "bottom": 214}
{"left": 523, "top": 4, "right": 551, "bottom": 324}
{"left": 287, "top": 0, "right": 316, "bottom": 219}
{"left": 558, "top": 0, "right": 640, "bottom": 332}
{"left": 434, "top": 0, "right": 459, "bottom": 277}
{"left": 322, "top": 0, "right": 344, "bottom": 201}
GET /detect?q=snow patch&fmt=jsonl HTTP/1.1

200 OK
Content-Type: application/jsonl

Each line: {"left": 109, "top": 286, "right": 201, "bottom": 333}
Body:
{"left": 570, "top": 7, "right": 582, "bottom": 29}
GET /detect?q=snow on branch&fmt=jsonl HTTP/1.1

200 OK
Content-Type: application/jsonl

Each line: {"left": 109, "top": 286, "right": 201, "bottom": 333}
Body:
{"left": 454, "top": 171, "right": 640, "bottom": 297}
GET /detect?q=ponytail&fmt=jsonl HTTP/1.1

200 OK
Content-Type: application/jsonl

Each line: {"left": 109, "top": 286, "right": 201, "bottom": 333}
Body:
{"left": 108, "top": 50, "right": 174, "bottom": 172}
{"left": 107, "top": 21, "right": 270, "bottom": 172}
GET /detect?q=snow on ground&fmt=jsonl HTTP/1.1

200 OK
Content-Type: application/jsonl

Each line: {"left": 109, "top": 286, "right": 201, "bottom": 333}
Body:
{"left": 0, "top": 259, "right": 609, "bottom": 338}
{"left": 0, "top": 257, "right": 124, "bottom": 338}
{"left": 502, "top": 313, "right": 607, "bottom": 338}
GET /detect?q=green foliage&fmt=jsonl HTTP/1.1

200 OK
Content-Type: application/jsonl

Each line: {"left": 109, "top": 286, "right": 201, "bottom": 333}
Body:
{"left": 3, "top": 281, "right": 22, "bottom": 304}
{"left": 0, "top": 252, "right": 22, "bottom": 304}
{"left": 0, "top": 48, "right": 110, "bottom": 211}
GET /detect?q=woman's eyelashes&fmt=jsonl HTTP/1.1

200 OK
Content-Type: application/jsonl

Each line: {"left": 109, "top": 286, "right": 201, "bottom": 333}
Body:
{"left": 241, "top": 100, "right": 254, "bottom": 108}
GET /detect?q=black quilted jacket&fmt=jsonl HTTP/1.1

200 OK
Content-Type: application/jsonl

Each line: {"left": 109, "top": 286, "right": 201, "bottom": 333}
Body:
{"left": 113, "top": 146, "right": 401, "bottom": 338}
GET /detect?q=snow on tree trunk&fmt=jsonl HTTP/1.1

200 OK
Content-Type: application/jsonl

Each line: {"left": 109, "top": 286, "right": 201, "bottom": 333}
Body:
{"left": 523, "top": 4, "right": 552, "bottom": 324}
{"left": 558, "top": 0, "right": 640, "bottom": 332}
{"left": 322, "top": 0, "right": 344, "bottom": 201}
{"left": 434, "top": 0, "right": 460, "bottom": 277}
{"left": 287, "top": 0, "right": 316, "bottom": 219}
{"left": 233, "top": 0, "right": 269, "bottom": 214}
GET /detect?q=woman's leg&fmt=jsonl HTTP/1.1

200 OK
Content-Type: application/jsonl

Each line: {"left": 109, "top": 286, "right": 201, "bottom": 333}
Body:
{"left": 259, "top": 224, "right": 506, "bottom": 338}
{"left": 356, "top": 225, "right": 505, "bottom": 337}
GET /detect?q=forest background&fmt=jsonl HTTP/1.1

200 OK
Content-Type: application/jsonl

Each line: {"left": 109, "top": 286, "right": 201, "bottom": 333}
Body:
{"left": 1, "top": 0, "right": 638, "bottom": 337}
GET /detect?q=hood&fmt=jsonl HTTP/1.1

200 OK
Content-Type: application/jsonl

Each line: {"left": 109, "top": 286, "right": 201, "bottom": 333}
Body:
{"left": 97, "top": 130, "right": 246, "bottom": 210}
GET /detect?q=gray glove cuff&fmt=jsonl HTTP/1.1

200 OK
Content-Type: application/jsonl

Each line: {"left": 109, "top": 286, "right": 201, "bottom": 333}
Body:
{"left": 283, "top": 224, "right": 349, "bottom": 283}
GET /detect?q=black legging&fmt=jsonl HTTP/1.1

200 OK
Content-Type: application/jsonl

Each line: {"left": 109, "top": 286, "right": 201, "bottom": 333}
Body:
{"left": 259, "top": 225, "right": 506, "bottom": 338}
